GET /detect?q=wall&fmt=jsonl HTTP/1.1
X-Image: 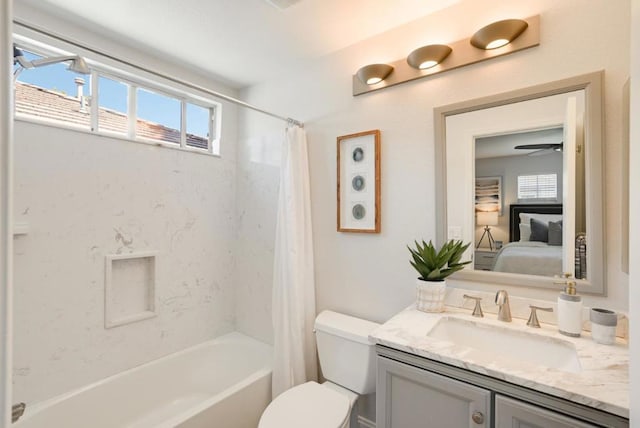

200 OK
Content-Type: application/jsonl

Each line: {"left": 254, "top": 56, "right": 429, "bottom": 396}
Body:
{"left": 475, "top": 153, "right": 563, "bottom": 245}
{"left": 237, "top": 0, "right": 630, "bottom": 340}
{"left": 234, "top": 125, "right": 282, "bottom": 344}
{"left": 12, "top": 6, "right": 239, "bottom": 404}
{"left": 628, "top": 0, "right": 639, "bottom": 423}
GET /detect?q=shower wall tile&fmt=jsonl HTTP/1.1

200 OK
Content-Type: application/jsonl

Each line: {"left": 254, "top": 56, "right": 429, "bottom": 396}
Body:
{"left": 12, "top": 117, "right": 237, "bottom": 404}
{"left": 234, "top": 132, "right": 283, "bottom": 345}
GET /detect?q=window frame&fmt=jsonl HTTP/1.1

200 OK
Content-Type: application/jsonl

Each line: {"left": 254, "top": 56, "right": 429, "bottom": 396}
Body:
{"left": 13, "top": 35, "right": 222, "bottom": 156}
{"left": 184, "top": 100, "right": 217, "bottom": 151}
{"left": 133, "top": 84, "right": 183, "bottom": 146}
{"left": 92, "top": 71, "right": 129, "bottom": 138}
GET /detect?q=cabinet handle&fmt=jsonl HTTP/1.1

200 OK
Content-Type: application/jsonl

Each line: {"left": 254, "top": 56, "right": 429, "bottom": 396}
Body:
{"left": 472, "top": 411, "right": 485, "bottom": 424}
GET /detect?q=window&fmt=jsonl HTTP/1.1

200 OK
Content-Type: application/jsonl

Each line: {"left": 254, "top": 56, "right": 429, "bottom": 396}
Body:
{"left": 517, "top": 174, "right": 558, "bottom": 200}
{"left": 14, "top": 39, "right": 222, "bottom": 155}
{"left": 136, "top": 87, "right": 181, "bottom": 144}
{"left": 15, "top": 48, "right": 91, "bottom": 131}
{"left": 97, "top": 76, "right": 128, "bottom": 135}
{"left": 186, "top": 102, "right": 211, "bottom": 150}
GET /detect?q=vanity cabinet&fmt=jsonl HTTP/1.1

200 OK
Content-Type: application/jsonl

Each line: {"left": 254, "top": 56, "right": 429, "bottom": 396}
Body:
{"left": 377, "top": 356, "right": 490, "bottom": 427}
{"left": 376, "top": 347, "right": 628, "bottom": 428}
{"left": 495, "top": 395, "right": 597, "bottom": 428}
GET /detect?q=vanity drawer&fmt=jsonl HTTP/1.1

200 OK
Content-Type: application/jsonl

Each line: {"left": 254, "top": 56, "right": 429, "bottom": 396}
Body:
{"left": 495, "top": 395, "right": 599, "bottom": 428}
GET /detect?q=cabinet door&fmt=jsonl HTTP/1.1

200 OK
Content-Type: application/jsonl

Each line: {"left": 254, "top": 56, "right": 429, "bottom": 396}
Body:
{"left": 377, "top": 356, "right": 491, "bottom": 428}
{"left": 495, "top": 395, "right": 599, "bottom": 428}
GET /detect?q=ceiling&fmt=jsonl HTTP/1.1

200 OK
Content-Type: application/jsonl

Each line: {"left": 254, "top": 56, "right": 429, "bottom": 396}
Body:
{"left": 17, "top": 0, "right": 460, "bottom": 88}
{"left": 475, "top": 128, "right": 564, "bottom": 159}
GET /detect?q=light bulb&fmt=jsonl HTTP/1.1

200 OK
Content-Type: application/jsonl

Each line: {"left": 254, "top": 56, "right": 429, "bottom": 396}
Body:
{"left": 419, "top": 60, "right": 438, "bottom": 69}
{"left": 486, "top": 39, "right": 510, "bottom": 49}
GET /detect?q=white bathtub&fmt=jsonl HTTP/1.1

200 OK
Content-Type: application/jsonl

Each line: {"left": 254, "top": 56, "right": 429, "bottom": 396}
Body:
{"left": 15, "top": 332, "right": 273, "bottom": 428}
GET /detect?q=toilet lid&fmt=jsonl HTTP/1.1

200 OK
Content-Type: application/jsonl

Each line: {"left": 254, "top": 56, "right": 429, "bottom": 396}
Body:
{"left": 259, "top": 382, "right": 350, "bottom": 428}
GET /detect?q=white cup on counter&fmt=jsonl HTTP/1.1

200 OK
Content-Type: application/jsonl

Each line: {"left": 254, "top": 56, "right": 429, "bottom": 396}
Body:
{"left": 590, "top": 308, "right": 618, "bottom": 345}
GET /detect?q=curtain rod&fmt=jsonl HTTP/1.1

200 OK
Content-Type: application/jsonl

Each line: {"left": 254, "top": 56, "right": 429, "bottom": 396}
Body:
{"left": 13, "top": 19, "right": 304, "bottom": 128}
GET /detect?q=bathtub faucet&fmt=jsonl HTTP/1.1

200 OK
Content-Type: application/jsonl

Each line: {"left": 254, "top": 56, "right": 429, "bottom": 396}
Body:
{"left": 12, "top": 402, "right": 26, "bottom": 423}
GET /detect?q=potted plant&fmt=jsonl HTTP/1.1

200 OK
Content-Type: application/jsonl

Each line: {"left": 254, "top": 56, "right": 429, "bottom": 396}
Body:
{"left": 408, "top": 239, "right": 471, "bottom": 313}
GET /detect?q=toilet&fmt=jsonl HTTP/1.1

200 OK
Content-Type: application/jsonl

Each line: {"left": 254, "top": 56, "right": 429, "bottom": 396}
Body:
{"left": 258, "top": 310, "right": 381, "bottom": 428}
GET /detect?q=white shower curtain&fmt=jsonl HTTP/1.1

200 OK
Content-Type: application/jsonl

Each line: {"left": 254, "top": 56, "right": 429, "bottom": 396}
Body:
{"left": 271, "top": 126, "right": 318, "bottom": 398}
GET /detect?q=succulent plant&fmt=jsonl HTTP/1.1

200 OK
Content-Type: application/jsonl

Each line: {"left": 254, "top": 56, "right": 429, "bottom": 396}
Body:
{"left": 408, "top": 239, "right": 471, "bottom": 281}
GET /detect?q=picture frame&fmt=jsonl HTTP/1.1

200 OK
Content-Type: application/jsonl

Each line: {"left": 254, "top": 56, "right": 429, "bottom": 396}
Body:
{"left": 337, "top": 130, "right": 381, "bottom": 233}
{"left": 475, "top": 175, "right": 502, "bottom": 216}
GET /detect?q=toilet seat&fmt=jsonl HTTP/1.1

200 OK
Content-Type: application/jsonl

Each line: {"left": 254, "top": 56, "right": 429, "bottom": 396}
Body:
{"left": 258, "top": 381, "right": 351, "bottom": 428}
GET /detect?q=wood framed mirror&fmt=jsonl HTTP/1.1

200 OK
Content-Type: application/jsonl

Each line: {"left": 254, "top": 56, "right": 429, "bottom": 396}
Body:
{"left": 434, "top": 71, "right": 605, "bottom": 295}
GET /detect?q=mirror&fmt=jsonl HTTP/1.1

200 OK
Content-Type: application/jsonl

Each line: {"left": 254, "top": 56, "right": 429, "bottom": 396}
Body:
{"left": 434, "top": 72, "right": 605, "bottom": 294}
{"left": 475, "top": 127, "right": 568, "bottom": 275}
{"left": 466, "top": 92, "right": 582, "bottom": 278}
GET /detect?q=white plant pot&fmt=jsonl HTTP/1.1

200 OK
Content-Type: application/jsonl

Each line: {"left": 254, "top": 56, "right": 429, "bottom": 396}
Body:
{"left": 416, "top": 279, "right": 446, "bottom": 313}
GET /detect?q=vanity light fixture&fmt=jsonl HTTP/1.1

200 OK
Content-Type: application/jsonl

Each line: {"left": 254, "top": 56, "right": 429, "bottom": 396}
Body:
{"left": 407, "top": 44, "right": 452, "bottom": 70}
{"left": 470, "top": 19, "right": 529, "bottom": 50}
{"left": 356, "top": 63, "right": 394, "bottom": 85}
{"left": 353, "top": 15, "right": 539, "bottom": 96}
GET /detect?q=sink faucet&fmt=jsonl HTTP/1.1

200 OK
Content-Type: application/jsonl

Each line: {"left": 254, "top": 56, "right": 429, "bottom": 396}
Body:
{"left": 495, "top": 290, "right": 512, "bottom": 322}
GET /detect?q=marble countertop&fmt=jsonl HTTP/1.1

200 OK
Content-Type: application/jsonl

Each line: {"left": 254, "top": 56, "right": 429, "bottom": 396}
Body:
{"left": 370, "top": 305, "right": 629, "bottom": 418}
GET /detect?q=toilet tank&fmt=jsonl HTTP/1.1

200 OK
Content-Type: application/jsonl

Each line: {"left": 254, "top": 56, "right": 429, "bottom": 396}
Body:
{"left": 314, "top": 311, "right": 381, "bottom": 395}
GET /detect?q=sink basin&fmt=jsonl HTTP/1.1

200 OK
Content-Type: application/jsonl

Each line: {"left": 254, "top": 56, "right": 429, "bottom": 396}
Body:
{"left": 427, "top": 317, "right": 582, "bottom": 373}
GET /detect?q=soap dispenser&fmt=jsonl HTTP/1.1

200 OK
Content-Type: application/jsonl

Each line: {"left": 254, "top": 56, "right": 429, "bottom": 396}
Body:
{"left": 556, "top": 274, "right": 582, "bottom": 337}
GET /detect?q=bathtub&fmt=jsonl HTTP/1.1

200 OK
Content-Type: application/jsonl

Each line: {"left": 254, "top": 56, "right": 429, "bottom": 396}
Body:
{"left": 15, "top": 332, "right": 273, "bottom": 428}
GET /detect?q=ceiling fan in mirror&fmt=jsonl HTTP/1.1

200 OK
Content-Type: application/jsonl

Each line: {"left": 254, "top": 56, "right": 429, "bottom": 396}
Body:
{"left": 514, "top": 142, "right": 563, "bottom": 156}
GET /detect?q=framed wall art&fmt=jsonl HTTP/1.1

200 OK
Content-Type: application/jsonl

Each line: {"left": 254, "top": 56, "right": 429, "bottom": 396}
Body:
{"left": 337, "top": 130, "right": 380, "bottom": 233}
{"left": 475, "top": 176, "right": 502, "bottom": 216}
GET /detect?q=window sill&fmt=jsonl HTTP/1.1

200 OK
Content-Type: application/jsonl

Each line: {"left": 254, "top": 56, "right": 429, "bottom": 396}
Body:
{"left": 15, "top": 114, "right": 221, "bottom": 158}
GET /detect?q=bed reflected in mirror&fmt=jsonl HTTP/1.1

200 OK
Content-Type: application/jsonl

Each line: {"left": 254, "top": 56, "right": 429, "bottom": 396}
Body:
{"left": 473, "top": 127, "right": 587, "bottom": 279}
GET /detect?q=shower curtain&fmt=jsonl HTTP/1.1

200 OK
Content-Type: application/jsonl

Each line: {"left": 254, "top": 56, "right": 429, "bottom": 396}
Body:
{"left": 271, "top": 126, "right": 318, "bottom": 398}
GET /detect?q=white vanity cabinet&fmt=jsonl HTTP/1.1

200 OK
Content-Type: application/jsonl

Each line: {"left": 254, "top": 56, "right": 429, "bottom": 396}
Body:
{"left": 376, "top": 347, "right": 628, "bottom": 428}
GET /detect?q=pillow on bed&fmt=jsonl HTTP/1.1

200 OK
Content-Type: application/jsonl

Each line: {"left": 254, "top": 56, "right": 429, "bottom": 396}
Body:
{"left": 548, "top": 220, "right": 563, "bottom": 246}
{"left": 519, "top": 213, "right": 563, "bottom": 241}
{"left": 530, "top": 218, "right": 549, "bottom": 242}
{"left": 519, "top": 212, "right": 563, "bottom": 225}
{"left": 519, "top": 223, "right": 531, "bottom": 242}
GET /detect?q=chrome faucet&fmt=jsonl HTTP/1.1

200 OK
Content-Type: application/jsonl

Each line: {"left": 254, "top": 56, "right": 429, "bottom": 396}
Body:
{"left": 12, "top": 402, "right": 26, "bottom": 423}
{"left": 463, "top": 294, "right": 484, "bottom": 318}
{"left": 527, "top": 305, "right": 553, "bottom": 328}
{"left": 495, "top": 290, "right": 512, "bottom": 322}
